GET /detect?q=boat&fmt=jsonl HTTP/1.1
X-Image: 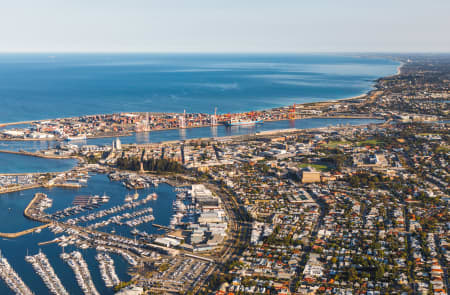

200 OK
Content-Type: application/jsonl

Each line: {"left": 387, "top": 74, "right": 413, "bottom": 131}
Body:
{"left": 124, "top": 194, "right": 132, "bottom": 202}
{"left": 64, "top": 135, "right": 87, "bottom": 141}
{"left": 79, "top": 243, "right": 89, "bottom": 250}
{"left": 60, "top": 253, "right": 70, "bottom": 260}
{"left": 223, "top": 119, "right": 263, "bottom": 126}
{"left": 133, "top": 191, "right": 139, "bottom": 200}
{"left": 148, "top": 192, "right": 157, "bottom": 200}
{"left": 101, "top": 193, "right": 110, "bottom": 203}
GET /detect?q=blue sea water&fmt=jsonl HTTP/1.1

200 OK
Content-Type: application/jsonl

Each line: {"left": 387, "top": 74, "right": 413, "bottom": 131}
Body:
{"left": 0, "top": 53, "right": 398, "bottom": 123}
{"left": 0, "top": 153, "right": 77, "bottom": 173}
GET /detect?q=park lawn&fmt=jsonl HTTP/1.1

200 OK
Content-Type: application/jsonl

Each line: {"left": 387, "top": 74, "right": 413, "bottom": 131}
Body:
{"left": 356, "top": 139, "right": 382, "bottom": 146}
{"left": 299, "top": 163, "right": 330, "bottom": 171}
{"left": 323, "top": 141, "right": 351, "bottom": 148}
{"left": 436, "top": 145, "right": 450, "bottom": 153}
{"left": 418, "top": 133, "right": 442, "bottom": 136}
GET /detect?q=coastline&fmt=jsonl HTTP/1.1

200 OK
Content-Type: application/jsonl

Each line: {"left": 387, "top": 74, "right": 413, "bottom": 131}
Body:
{"left": 396, "top": 61, "right": 404, "bottom": 75}
{"left": 0, "top": 115, "right": 385, "bottom": 142}
{"left": 0, "top": 149, "right": 76, "bottom": 160}
{"left": 0, "top": 57, "right": 403, "bottom": 130}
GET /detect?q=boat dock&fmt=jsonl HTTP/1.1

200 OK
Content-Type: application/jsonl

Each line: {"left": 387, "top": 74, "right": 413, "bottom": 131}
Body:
{"left": 0, "top": 193, "right": 52, "bottom": 238}
{"left": 0, "top": 224, "right": 50, "bottom": 239}
{"left": 152, "top": 223, "right": 172, "bottom": 231}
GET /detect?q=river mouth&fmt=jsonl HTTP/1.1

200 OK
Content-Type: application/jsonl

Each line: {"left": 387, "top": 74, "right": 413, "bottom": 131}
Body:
{"left": 0, "top": 152, "right": 77, "bottom": 174}
{"left": 0, "top": 117, "right": 384, "bottom": 153}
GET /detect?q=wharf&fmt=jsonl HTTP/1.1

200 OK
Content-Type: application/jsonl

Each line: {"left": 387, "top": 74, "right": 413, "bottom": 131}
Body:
{"left": 43, "top": 183, "right": 82, "bottom": 189}
{"left": 0, "top": 149, "right": 73, "bottom": 160}
{"left": 38, "top": 239, "right": 60, "bottom": 246}
{"left": 152, "top": 224, "right": 171, "bottom": 231}
{"left": 23, "top": 193, "right": 50, "bottom": 221}
{"left": 0, "top": 184, "right": 41, "bottom": 194}
{"left": 0, "top": 224, "right": 50, "bottom": 238}
{"left": 0, "top": 120, "right": 36, "bottom": 128}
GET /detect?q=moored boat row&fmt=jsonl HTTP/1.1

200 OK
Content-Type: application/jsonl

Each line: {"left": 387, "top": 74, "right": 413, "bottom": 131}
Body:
{"left": 65, "top": 193, "right": 157, "bottom": 226}
{"left": 87, "top": 207, "right": 154, "bottom": 229}
{"left": 61, "top": 251, "right": 100, "bottom": 295}
{"left": 95, "top": 253, "right": 120, "bottom": 288}
{"left": 0, "top": 251, "right": 34, "bottom": 295}
{"left": 25, "top": 250, "right": 68, "bottom": 295}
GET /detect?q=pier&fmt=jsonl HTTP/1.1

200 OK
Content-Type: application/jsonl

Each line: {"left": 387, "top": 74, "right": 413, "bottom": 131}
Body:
{"left": 43, "top": 183, "right": 82, "bottom": 189}
{"left": 0, "top": 224, "right": 50, "bottom": 238}
{"left": 0, "top": 193, "right": 52, "bottom": 238}
{"left": 0, "top": 149, "right": 73, "bottom": 160}
{"left": 152, "top": 223, "right": 172, "bottom": 231}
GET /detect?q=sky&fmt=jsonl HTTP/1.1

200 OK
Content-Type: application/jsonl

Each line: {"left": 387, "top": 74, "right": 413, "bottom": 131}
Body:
{"left": 1, "top": 0, "right": 449, "bottom": 53}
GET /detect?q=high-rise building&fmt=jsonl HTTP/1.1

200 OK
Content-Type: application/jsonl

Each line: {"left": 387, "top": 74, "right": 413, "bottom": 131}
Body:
{"left": 113, "top": 138, "right": 122, "bottom": 150}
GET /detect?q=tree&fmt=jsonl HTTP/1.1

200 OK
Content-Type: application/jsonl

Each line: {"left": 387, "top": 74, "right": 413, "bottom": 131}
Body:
{"left": 375, "top": 265, "right": 385, "bottom": 281}
{"left": 348, "top": 267, "right": 358, "bottom": 282}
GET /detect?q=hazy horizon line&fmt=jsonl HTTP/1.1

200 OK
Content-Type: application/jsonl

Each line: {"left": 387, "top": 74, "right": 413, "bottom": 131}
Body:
{"left": 0, "top": 50, "right": 449, "bottom": 55}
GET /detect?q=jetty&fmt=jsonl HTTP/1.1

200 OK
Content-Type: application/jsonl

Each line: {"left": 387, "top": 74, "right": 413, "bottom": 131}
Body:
{"left": 0, "top": 224, "right": 50, "bottom": 238}
{"left": 0, "top": 193, "right": 52, "bottom": 238}
{"left": 0, "top": 149, "right": 73, "bottom": 160}
{"left": 152, "top": 223, "right": 172, "bottom": 231}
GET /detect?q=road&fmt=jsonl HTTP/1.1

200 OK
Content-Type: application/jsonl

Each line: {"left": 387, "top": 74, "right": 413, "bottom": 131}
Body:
{"left": 189, "top": 182, "right": 251, "bottom": 294}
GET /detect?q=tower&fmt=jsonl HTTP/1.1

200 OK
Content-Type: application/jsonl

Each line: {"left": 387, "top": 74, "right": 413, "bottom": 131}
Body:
{"left": 145, "top": 112, "right": 150, "bottom": 131}
{"left": 115, "top": 138, "right": 122, "bottom": 150}
{"left": 289, "top": 104, "right": 296, "bottom": 119}
{"left": 179, "top": 110, "right": 186, "bottom": 129}
{"left": 211, "top": 107, "right": 218, "bottom": 126}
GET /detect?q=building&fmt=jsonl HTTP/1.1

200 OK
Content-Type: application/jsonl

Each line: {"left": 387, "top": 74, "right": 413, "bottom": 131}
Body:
{"left": 115, "top": 285, "right": 143, "bottom": 295}
{"left": 301, "top": 167, "right": 321, "bottom": 183}
{"left": 112, "top": 138, "right": 122, "bottom": 151}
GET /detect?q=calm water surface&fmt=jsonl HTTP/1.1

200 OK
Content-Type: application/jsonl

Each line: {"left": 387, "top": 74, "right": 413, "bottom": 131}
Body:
{"left": 0, "top": 53, "right": 398, "bottom": 123}
{"left": 0, "top": 153, "right": 77, "bottom": 173}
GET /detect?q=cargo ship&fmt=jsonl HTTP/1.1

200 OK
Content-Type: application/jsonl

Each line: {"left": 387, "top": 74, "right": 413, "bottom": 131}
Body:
{"left": 64, "top": 135, "right": 87, "bottom": 141}
{"left": 223, "top": 119, "right": 263, "bottom": 127}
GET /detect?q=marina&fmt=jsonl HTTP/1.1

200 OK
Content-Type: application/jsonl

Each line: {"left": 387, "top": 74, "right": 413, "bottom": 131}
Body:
{"left": 0, "top": 173, "right": 173, "bottom": 295}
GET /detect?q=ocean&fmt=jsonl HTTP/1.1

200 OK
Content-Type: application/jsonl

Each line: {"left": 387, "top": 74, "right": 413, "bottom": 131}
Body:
{"left": 0, "top": 53, "right": 399, "bottom": 123}
{"left": 0, "top": 153, "right": 77, "bottom": 174}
